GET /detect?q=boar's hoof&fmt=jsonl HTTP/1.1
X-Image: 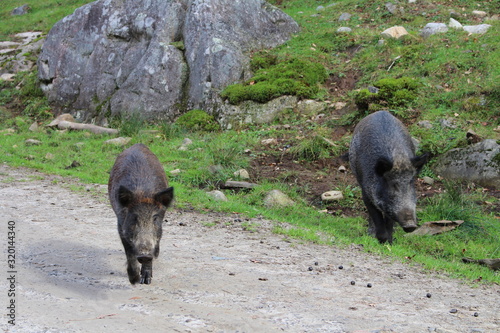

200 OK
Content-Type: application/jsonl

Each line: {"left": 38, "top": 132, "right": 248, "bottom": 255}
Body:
{"left": 140, "top": 271, "right": 152, "bottom": 284}
{"left": 127, "top": 265, "right": 141, "bottom": 284}
{"left": 139, "top": 258, "right": 153, "bottom": 284}
{"left": 140, "top": 266, "right": 153, "bottom": 284}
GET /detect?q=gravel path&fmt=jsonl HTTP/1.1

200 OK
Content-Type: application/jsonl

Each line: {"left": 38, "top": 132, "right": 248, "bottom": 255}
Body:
{"left": 1, "top": 164, "right": 498, "bottom": 332}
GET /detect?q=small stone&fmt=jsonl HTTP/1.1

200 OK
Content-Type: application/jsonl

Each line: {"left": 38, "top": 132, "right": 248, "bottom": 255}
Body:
{"left": 338, "top": 165, "right": 347, "bottom": 173}
{"left": 339, "top": 13, "right": 351, "bottom": 21}
{"left": 472, "top": 10, "right": 487, "bottom": 18}
{"left": 450, "top": 308, "right": 458, "bottom": 314}
{"left": 385, "top": 2, "right": 398, "bottom": 15}
{"left": 463, "top": 24, "right": 491, "bottom": 34}
{"left": 321, "top": 191, "right": 344, "bottom": 201}
{"left": 25, "top": 139, "right": 42, "bottom": 146}
{"left": 380, "top": 26, "right": 408, "bottom": 39}
{"left": 316, "top": 6, "right": 325, "bottom": 11}
{"left": 45, "top": 153, "right": 55, "bottom": 160}
{"left": 367, "top": 283, "right": 372, "bottom": 288}
{"left": 422, "top": 176, "right": 434, "bottom": 185}
{"left": 473, "top": 312, "right": 479, "bottom": 317}
{"left": 449, "top": 18, "right": 463, "bottom": 29}
{"left": 28, "top": 122, "right": 39, "bottom": 131}
{"left": 426, "top": 293, "right": 432, "bottom": 298}
{"left": 338, "top": 265, "right": 343, "bottom": 269}
{"left": 0, "top": 73, "right": 16, "bottom": 81}
{"left": 314, "top": 262, "right": 319, "bottom": 266}
{"left": 264, "top": 189, "right": 295, "bottom": 207}
{"left": 234, "top": 169, "right": 250, "bottom": 180}
{"left": 449, "top": 10, "right": 460, "bottom": 19}
{"left": 420, "top": 23, "right": 448, "bottom": 38}
{"left": 350, "top": 281, "right": 355, "bottom": 285}
{"left": 103, "top": 137, "right": 131, "bottom": 146}
{"left": 182, "top": 138, "right": 193, "bottom": 146}
{"left": 207, "top": 190, "right": 228, "bottom": 202}
{"left": 439, "top": 118, "right": 456, "bottom": 129}
{"left": 337, "top": 27, "right": 352, "bottom": 33}
{"left": 11, "top": 4, "right": 30, "bottom": 16}
{"left": 170, "top": 169, "right": 182, "bottom": 176}
{"left": 308, "top": 267, "right": 313, "bottom": 271}
{"left": 261, "top": 138, "right": 278, "bottom": 146}
{"left": 417, "top": 120, "right": 433, "bottom": 129}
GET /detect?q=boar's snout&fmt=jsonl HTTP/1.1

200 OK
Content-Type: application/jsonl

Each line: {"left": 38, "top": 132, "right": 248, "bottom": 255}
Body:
{"left": 137, "top": 254, "right": 153, "bottom": 264}
{"left": 397, "top": 208, "right": 418, "bottom": 233}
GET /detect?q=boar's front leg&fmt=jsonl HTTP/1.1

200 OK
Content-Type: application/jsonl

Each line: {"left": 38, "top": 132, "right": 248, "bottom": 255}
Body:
{"left": 363, "top": 196, "right": 393, "bottom": 244}
{"left": 121, "top": 237, "right": 141, "bottom": 284}
{"left": 138, "top": 257, "right": 153, "bottom": 285}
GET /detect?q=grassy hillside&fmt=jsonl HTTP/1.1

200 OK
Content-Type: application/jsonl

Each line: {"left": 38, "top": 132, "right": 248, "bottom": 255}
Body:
{"left": 0, "top": 0, "right": 499, "bottom": 283}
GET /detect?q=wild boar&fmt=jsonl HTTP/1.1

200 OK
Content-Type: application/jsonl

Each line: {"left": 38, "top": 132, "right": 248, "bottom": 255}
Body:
{"left": 349, "top": 111, "right": 428, "bottom": 244}
{"left": 109, "top": 143, "right": 174, "bottom": 284}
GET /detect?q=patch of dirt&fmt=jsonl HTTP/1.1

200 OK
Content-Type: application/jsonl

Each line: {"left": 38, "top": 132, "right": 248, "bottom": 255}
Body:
{"left": 1, "top": 164, "right": 499, "bottom": 333}
{"left": 326, "top": 69, "right": 361, "bottom": 99}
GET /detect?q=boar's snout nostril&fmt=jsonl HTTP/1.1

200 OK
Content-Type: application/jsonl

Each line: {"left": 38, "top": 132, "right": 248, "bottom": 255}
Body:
{"left": 137, "top": 255, "right": 153, "bottom": 264}
{"left": 403, "top": 225, "right": 417, "bottom": 233}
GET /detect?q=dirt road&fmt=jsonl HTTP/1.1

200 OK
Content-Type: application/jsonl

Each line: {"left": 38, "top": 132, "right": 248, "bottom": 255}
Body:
{"left": 1, "top": 164, "right": 498, "bottom": 332}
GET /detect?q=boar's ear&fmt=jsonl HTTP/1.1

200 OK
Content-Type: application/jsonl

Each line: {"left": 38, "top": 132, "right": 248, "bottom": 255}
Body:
{"left": 118, "top": 186, "right": 134, "bottom": 207}
{"left": 375, "top": 157, "right": 393, "bottom": 176}
{"left": 411, "top": 153, "right": 430, "bottom": 173}
{"left": 155, "top": 187, "right": 174, "bottom": 208}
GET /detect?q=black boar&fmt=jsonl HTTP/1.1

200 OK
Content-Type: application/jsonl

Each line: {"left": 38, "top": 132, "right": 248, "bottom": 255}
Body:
{"left": 349, "top": 111, "right": 428, "bottom": 244}
{"left": 109, "top": 143, "right": 174, "bottom": 284}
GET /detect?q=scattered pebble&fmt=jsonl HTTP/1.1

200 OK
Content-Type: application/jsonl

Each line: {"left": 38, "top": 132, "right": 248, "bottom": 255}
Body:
{"left": 308, "top": 266, "right": 314, "bottom": 271}
{"left": 367, "top": 283, "right": 372, "bottom": 288}
{"left": 450, "top": 309, "right": 458, "bottom": 314}
{"left": 350, "top": 281, "right": 356, "bottom": 285}
{"left": 338, "top": 265, "right": 343, "bottom": 269}
{"left": 474, "top": 312, "right": 479, "bottom": 317}
{"left": 426, "top": 293, "right": 432, "bottom": 298}
{"left": 314, "top": 261, "right": 319, "bottom": 266}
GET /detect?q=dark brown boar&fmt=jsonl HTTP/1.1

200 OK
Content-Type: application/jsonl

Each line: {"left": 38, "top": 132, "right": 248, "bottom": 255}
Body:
{"left": 349, "top": 111, "right": 428, "bottom": 244}
{"left": 108, "top": 143, "right": 174, "bottom": 284}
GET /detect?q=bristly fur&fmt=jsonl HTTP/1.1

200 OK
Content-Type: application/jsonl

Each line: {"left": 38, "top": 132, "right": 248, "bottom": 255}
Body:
{"left": 108, "top": 143, "right": 174, "bottom": 284}
{"left": 349, "top": 111, "right": 428, "bottom": 244}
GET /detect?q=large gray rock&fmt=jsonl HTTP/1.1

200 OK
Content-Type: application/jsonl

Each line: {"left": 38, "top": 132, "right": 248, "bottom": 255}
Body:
{"left": 37, "top": 0, "right": 299, "bottom": 124}
{"left": 433, "top": 139, "right": 500, "bottom": 189}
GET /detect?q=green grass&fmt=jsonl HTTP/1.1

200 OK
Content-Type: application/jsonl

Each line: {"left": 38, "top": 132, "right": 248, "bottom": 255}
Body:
{"left": 0, "top": 120, "right": 498, "bottom": 283}
{"left": 0, "top": 0, "right": 94, "bottom": 41}
{"left": 0, "top": 0, "right": 499, "bottom": 284}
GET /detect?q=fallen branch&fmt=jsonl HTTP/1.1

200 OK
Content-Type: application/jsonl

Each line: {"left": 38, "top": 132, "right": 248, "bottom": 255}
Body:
{"left": 221, "top": 181, "right": 258, "bottom": 189}
{"left": 56, "top": 120, "right": 119, "bottom": 135}
{"left": 46, "top": 114, "right": 118, "bottom": 135}
{"left": 387, "top": 55, "right": 401, "bottom": 72}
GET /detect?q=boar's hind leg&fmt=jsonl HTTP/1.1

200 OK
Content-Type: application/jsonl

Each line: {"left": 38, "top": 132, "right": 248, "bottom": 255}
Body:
{"left": 363, "top": 197, "right": 393, "bottom": 244}
{"left": 121, "top": 238, "right": 141, "bottom": 284}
